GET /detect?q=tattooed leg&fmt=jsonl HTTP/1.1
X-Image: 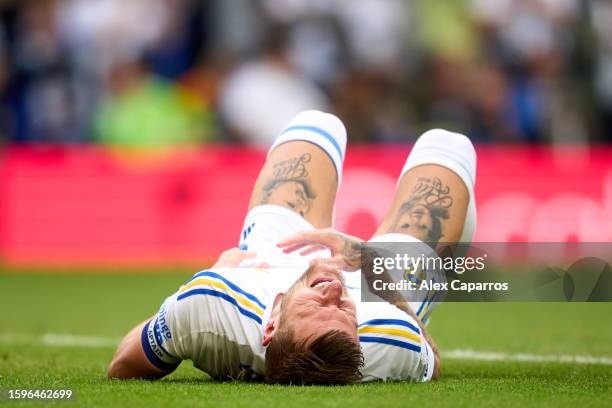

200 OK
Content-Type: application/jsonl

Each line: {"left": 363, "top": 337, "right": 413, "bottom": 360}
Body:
{"left": 373, "top": 164, "right": 469, "bottom": 244}
{"left": 248, "top": 141, "right": 338, "bottom": 228}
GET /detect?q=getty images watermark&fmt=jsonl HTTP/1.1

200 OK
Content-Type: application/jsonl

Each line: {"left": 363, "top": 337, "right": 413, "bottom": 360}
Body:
{"left": 359, "top": 242, "right": 612, "bottom": 303}
{"left": 369, "top": 251, "right": 501, "bottom": 292}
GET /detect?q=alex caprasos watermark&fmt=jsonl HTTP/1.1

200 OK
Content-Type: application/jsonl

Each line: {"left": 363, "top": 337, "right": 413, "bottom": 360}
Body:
{"left": 359, "top": 242, "right": 612, "bottom": 303}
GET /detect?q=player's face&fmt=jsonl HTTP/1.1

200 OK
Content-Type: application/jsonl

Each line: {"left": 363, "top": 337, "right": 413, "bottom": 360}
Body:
{"left": 280, "top": 263, "right": 358, "bottom": 345}
{"left": 396, "top": 204, "right": 433, "bottom": 241}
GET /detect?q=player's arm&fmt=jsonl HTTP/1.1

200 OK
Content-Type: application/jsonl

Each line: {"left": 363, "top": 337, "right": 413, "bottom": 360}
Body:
{"left": 277, "top": 228, "right": 363, "bottom": 270}
{"left": 107, "top": 318, "right": 177, "bottom": 380}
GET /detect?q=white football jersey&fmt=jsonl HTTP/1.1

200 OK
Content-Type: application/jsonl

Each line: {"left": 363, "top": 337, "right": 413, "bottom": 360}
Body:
{"left": 143, "top": 265, "right": 434, "bottom": 382}
{"left": 143, "top": 267, "right": 295, "bottom": 380}
{"left": 142, "top": 204, "right": 436, "bottom": 382}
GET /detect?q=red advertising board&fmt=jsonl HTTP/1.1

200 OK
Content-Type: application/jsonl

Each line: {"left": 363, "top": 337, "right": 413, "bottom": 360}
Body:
{"left": 0, "top": 145, "right": 610, "bottom": 267}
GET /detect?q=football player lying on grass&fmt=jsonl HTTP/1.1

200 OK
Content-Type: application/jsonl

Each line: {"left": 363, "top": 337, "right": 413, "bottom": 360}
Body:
{"left": 108, "top": 110, "right": 477, "bottom": 384}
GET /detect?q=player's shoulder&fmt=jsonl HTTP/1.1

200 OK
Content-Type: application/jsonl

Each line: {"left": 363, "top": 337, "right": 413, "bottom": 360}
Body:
{"left": 356, "top": 301, "right": 428, "bottom": 382}
{"left": 176, "top": 268, "right": 269, "bottom": 324}
{"left": 357, "top": 302, "right": 422, "bottom": 353}
{"left": 176, "top": 267, "right": 296, "bottom": 316}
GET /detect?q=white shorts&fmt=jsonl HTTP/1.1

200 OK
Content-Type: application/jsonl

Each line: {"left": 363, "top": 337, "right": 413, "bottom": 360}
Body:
{"left": 238, "top": 204, "right": 332, "bottom": 269}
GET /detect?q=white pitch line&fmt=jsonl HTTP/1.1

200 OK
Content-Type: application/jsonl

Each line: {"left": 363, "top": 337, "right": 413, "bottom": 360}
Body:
{"left": 442, "top": 348, "right": 612, "bottom": 366}
{"left": 42, "top": 334, "right": 120, "bottom": 348}
{"left": 0, "top": 333, "right": 120, "bottom": 349}
{"left": 1, "top": 333, "right": 612, "bottom": 366}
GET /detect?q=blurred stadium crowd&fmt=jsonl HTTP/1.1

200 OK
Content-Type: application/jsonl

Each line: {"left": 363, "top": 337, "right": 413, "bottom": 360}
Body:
{"left": 0, "top": 0, "right": 611, "bottom": 146}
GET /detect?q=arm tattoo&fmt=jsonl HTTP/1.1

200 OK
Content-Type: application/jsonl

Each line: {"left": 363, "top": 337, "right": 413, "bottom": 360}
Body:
{"left": 260, "top": 153, "right": 316, "bottom": 216}
{"left": 342, "top": 240, "right": 363, "bottom": 269}
{"left": 388, "top": 177, "right": 452, "bottom": 244}
{"left": 327, "top": 231, "right": 368, "bottom": 270}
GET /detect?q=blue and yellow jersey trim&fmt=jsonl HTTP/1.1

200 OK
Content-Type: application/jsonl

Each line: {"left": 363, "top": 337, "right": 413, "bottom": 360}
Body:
{"left": 358, "top": 318, "right": 422, "bottom": 353}
{"left": 177, "top": 271, "right": 266, "bottom": 324}
{"left": 141, "top": 320, "right": 180, "bottom": 371}
{"left": 417, "top": 290, "right": 438, "bottom": 324}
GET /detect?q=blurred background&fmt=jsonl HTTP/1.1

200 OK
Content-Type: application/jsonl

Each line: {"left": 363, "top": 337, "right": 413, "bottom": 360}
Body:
{"left": 0, "top": 0, "right": 611, "bottom": 268}
{"left": 1, "top": 0, "right": 611, "bottom": 146}
{"left": 2, "top": 4, "right": 610, "bottom": 398}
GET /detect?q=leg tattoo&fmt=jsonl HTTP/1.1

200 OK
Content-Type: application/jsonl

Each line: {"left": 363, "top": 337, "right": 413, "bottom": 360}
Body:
{"left": 388, "top": 177, "right": 453, "bottom": 244}
{"left": 260, "top": 153, "right": 317, "bottom": 216}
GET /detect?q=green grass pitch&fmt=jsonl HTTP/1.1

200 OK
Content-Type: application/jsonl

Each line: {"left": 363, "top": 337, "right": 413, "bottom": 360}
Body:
{"left": 1, "top": 272, "right": 611, "bottom": 407}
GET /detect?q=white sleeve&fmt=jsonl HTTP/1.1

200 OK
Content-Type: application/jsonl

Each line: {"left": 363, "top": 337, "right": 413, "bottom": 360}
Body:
{"left": 143, "top": 269, "right": 268, "bottom": 379}
{"left": 357, "top": 303, "right": 433, "bottom": 382}
{"left": 141, "top": 296, "right": 182, "bottom": 372}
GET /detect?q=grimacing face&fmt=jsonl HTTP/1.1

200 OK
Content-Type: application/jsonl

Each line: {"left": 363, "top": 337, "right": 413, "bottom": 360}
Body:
{"left": 262, "top": 262, "right": 358, "bottom": 347}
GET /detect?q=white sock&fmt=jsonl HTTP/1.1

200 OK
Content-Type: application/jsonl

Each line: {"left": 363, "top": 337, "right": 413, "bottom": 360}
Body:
{"left": 269, "top": 110, "right": 347, "bottom": 185}
{"left": 400, "top": 129, "right": 477, "bottom": 243}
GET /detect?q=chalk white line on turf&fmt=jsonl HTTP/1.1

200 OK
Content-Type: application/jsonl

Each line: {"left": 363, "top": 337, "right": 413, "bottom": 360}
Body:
{"left": 442, "top": 349, "right": 612, "bottom": 366}
{"left": 0, "top": 333, "right": 120, "bottom": 348}
{"left": 2, "top": 333, "right": 612, "bottom": 365}
{"left": 42, "top": 334, "right": 120, "bottom": 348}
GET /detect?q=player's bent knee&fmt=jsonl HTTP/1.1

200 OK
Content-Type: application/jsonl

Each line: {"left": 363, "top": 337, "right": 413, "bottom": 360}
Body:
{"left": 403, "top": 128, "right": 476, "bottom": 189}
{"left": 269, "top": 110, "right": 347, "bottom": 185}
{"left": 418, "top": 128, "right": 475, "bottom": 151}
{"left": 415, "top": 129, "right": 476, "bottom": 166}
{"left": 248, "top": 110, "right": 347, "bottom": 225}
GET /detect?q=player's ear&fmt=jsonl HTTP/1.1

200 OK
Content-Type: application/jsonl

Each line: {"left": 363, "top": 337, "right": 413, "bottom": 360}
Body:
{"left": 262, "top": 293, "right": 283, "bottom": 346}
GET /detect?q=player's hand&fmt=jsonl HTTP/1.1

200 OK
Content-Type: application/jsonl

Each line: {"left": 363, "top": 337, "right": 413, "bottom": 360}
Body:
{"left": 212, "top": 248, "right": 260, "bottom": 268}
{"left": 277, "top": 228, "right": 364, "bottom": 271}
